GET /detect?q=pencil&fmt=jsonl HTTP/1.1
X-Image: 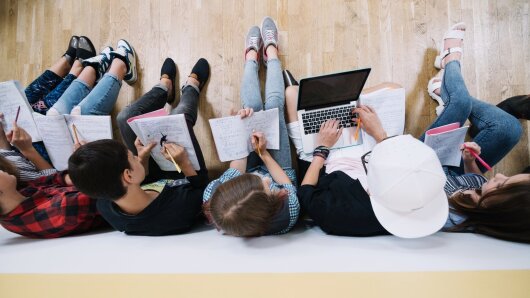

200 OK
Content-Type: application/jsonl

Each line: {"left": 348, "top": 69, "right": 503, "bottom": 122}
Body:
{"left": 255, "top": 136, "right": 262, "bottom": 158}
{"left": 14, "top": 106, "right": 21, "bottom": 124}
{"left": 354, "top": 117, "right": 361, "bottom": 141}
{"left": 463, "top": 144, "right": 492, "bottom": 171}
{"left": 165, "top": 147, "right": 182, "bottom": 173}
{"left": 72, "top": 124, "right": 80, "bottom": 144}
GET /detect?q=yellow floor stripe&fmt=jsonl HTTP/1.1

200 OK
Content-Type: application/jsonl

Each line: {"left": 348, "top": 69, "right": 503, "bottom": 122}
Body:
{"left": 1, "top": 270, "right": 529, "bottom": 298}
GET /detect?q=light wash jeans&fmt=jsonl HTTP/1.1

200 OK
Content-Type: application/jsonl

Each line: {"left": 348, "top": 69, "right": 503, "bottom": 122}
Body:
{"left": 240, "top": 59, "right": 290, "bottom": 169}
{"left": 420, "top": 61, "right": 522, "bottom": 174}
{"left": 50, "top": 73, "right": 122, "bottom": 115}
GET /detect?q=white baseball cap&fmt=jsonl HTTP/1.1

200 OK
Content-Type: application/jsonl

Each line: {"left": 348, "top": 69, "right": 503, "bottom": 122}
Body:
{"left": 367, "top": 135, "right": 448, "bottom": 238}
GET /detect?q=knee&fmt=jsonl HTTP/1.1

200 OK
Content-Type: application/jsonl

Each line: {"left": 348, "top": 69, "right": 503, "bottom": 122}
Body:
{"left": 116, "top": 108, "right": 131, "bottom": 126}
{"left": 495, "top": 116, "right": 522, "bottom": 147}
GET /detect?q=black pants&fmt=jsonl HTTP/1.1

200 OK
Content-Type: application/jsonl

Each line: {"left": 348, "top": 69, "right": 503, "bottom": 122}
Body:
{"left": 116, "top": 85, "right": 207, "bottom": 183}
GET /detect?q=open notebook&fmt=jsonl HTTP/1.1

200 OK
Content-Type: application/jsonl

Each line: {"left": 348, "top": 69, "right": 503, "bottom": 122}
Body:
{"left": 424, "top": 122, "right": 468, "bottom": 167}
{"left": 127, "top": 109, "right": 200, "bottom": 171}
{"left": 33, "top": 114, "right": 112, "bottom": 170}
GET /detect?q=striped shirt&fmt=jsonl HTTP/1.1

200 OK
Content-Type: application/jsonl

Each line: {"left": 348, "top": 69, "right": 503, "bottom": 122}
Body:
{"left": 444, "top": 173, "right": 487, "bottom": 196}
{"left": 0, "top": 149, "right": 57, "bottom": 182}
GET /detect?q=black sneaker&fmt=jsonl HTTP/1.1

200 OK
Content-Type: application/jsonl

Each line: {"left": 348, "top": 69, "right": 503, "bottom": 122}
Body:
{"left": 282, "top": 70, "right": 299, "bottom": 89}
{"left": 110, "top": 39, "right": 137, "bottom": 85}
{"left": 81, "top": 46, "right": 113, "bottom": 81}
{"left": 497, "top": 94, "right": 530, "bottom": 120}
{"left": 160, "top": 58, "right": 177, "bottom": 103}
{"left": 189, "top": 58, "right": 210, "bottom": 91}
{"left": 63, "top": 36, "right": 79, "bottom": 64}
{"left": 77, "top": 36, "right": 97, "bottom": 62}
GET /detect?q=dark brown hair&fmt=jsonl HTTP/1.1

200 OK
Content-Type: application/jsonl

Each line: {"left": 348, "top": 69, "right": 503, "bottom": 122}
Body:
{"left": 448, "top": 179, "right": 530, "bottom": 243}
{"left": 204, "top": 173, "right": 286, "bottom": 237}
{"left": 0, "top": 155, "right": 20, "bottom": 185}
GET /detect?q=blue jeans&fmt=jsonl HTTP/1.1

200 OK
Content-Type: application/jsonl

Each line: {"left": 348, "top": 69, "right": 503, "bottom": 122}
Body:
{"left": 420, "top": 61, "right": 522, "bottom": 174}
{"left": 24, "top": 70, "right": 77, "bottom": 162}
{"left": 25, "top": 70, "right": 77, "bottom": 114}
{"left": 240, "top": 59, "right": 290, "bottom": 169}
{"left": 51, "top": 73, "right": 121, "bottom": 115}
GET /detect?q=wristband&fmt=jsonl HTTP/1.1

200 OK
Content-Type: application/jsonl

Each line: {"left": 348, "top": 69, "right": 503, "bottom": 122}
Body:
{"left": 313, "top": 146, "right": 330, "bottom": 160}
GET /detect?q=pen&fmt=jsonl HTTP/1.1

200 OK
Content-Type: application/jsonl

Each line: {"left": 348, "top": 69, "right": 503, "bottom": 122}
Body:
{"left": 72, "top": 124, "right": 80, "bottom": 144}
{"left": 354, "top": 117, "right": 361, "bottom": 141}
{"left": 463, "top": 144, "right": 492, "bottom": 171}
{"left": 14, "top": 106, "right": 21, "bottom": 124}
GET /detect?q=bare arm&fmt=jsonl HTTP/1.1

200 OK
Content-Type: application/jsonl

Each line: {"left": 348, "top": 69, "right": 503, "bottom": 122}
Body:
{"left": 7, "top": 122, "right": 54, "bottom": 170}
{"left": 301, "top": 119, "right": 343, "bottom": 186}
{"left": 134, "top": 138, "right": 156, "bottom": 176}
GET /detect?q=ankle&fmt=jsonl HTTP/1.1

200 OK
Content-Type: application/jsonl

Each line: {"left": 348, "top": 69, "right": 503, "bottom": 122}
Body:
{"left": 246, "top": 49, "right": 258, "bottom": 61}
{"left": 186, "top": 76, "right": 200, "bottom": 89}
{"left": 69, "top": 60, "right": 84, "bottom": 77}
{"left": 265, "top": 45, "right": 278, "bottom": 59}
{"left": 160, "top": 76, "right": 172, "bottom": 91}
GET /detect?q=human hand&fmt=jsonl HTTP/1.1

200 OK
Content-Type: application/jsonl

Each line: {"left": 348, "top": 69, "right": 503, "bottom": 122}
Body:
{"left": 353, "top": 105, "right": 387, "bottom": 143}
{"left": 251, "top": 130, "right": 267, "bottom": 154}
{"left": 134, "top": 138, "right": 156, "bottom": 161}
{"left": 461, "top": 142, "right": 481, "bottom": 163}
{"left": 317, "top": 119, "right": 343, "bottom": 148}
{"left": 161, "top": 142, "right": 188, "bottom": 164}
{"left": 6, "top": 122, "right": 34, "bottom": 153}
{"left": 237, "top": 107, "right": 254, "bottom": 119}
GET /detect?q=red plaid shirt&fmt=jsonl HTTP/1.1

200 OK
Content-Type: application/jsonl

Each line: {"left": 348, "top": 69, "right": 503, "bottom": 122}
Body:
{"left": 0, "top": 172, "right": 106, "bottom": 238}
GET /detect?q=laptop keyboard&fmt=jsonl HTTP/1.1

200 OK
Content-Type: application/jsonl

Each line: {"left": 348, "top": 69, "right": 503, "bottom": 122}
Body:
{"left": 301, "top": 105, "right": 356, "bottom": 135}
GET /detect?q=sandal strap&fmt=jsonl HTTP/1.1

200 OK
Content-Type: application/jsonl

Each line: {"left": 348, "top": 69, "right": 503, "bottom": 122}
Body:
{"left": 428, "top": 78, "right": 442, "bottom": 94}
{"left": 441, "top": 47, "right": 463, "bottom": 60}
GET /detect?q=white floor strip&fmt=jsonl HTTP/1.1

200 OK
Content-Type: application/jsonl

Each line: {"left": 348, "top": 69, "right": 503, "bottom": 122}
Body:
{"left": 1, "top": 225, "right": 529, "bottom": 274}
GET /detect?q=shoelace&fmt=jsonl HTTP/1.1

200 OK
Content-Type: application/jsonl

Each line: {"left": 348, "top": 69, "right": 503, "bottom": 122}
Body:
{"left": 248, "top": 36, "right": 260, "bottom": 48}
{"left": 264, "top": 30, "right": 276, "bottom": 43}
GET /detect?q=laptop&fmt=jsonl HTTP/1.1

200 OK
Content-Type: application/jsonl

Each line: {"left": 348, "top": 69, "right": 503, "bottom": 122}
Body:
{"left": 297, "top": 68, "right": 371, "bottom": 153}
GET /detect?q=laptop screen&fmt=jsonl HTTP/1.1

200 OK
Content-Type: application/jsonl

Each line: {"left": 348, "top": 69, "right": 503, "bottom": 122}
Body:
{"left": 297, "top": 68, "right": 371, "bottom": 110}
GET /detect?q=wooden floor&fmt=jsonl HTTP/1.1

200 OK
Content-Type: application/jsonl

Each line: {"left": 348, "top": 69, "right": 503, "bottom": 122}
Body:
{"left": 0, "top": 0, "right": 528, "bottom": 176}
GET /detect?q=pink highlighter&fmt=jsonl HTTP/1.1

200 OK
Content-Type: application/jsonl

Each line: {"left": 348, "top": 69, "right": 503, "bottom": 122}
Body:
{"left": 463, "top": 144, "right": 492, "bottom": 171}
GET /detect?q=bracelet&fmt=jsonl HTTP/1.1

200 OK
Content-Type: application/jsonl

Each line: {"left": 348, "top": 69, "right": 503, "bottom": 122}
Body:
{"left": 313, "top": 146, "right": 330, "bottom": 159}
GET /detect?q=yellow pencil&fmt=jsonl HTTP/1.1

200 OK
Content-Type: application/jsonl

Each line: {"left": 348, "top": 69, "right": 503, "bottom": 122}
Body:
{"left": 354, "top": 118, "right": 361, "bottom": 141}
{"left": 165, "top": 147, "right": 182, "bottom": 173}
{"left": 72, "top": 124, "right": 80, "bottom": 144}
{"left": 255, "top": 136, "right": 262, "bottom": 158}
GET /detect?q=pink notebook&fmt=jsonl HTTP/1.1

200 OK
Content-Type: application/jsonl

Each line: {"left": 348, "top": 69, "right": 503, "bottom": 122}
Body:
{"left": 426, "top": 122, "right": 460, "bottom": 136}
{"left": 126, "top": 108, "right": 168, "bottom": 123}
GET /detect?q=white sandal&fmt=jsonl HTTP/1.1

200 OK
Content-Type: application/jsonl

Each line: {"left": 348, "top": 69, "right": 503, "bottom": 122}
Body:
{"left": 428, "top": 76, "right": 444, "bottom": 116}
{"left": 434, "top": 22, "right": 466, "bottom": 69}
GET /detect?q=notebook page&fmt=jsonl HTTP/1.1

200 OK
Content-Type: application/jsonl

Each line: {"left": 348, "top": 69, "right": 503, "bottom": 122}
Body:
{"left": 33, "top": 114, "right": 74, "bottom": 171}
{"left": 64, "top": 115, "right": 113, "bottom": 142}
{"left": 424, "top": 126, "right": 469, "bottom": 167}
{"left": 359, "top": 88, "right": 406, "bottom": 152}
{"left": 132, "top": 114, "right": 200, "bottom": 171}
{"left": 0, "top": 81, "right": 42, "bottom": 142}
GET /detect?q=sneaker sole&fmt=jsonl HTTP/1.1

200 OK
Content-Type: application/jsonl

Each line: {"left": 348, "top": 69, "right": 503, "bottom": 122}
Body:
{"left": 120, "top": 39, "right": 137, "bottom": 85}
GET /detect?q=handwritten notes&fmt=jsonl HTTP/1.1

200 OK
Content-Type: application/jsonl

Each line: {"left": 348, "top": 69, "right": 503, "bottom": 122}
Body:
{"left": 128, "top": 114, "right": 200, "bottom": 171}
{"left": 0, "top": 81, "right": 42, "bottom": 141}
{"left": 424, "top": 123, "right": 469, "bottom": 167}
{"left": 359, "top": 88, "right": 406, "bottom": 152}
{"left": 209, "top": 108, "right": 280, "bottom": 162}
{"left": 33, "top": 115, "right": 112, "bottom": 170}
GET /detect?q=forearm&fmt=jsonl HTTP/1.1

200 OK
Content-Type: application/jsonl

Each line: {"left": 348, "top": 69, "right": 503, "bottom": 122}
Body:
{"left": 229, "top": 157, "right": 247, "bottom": 173}
{"left": 21, "top": 148, "right": 54, "bottom": 170}
{"left": 464, "top": 160, "right": 482, "bottom": 175}
{"left": 301, "top": 156, "right": 325, "bottom": 186}
{"left": 261, "top": 151, "right": 291, "bottom": 184}
{"left": 179, "top": 158, "right": 198, "bottom": 177}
